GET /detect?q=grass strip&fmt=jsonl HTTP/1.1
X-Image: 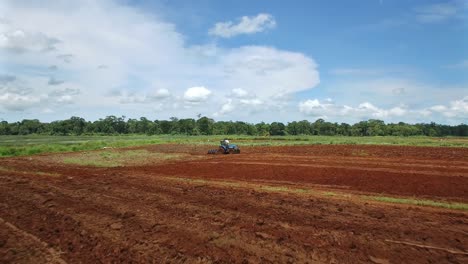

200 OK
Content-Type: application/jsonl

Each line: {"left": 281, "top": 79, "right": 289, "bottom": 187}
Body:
{"left": 362, "top": 195, "right": 468, "bottom": 211}
{"left": 1, "top": 135, "right": 467, "bottom": 157}
{"left": 165, "top": 176, "right": 468, "bottom": 211}
{"left": 61, "top": 150, "right": 189, "bottom": 167}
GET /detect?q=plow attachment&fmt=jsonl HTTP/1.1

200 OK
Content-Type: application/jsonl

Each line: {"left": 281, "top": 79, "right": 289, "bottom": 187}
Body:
{"left": 207, "top": 146, "right": 240, "bottom": 154}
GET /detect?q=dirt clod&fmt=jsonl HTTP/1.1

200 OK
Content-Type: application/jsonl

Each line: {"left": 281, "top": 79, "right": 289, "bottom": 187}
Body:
{"left": 110, "top": 222, "right": 123, "bottom": 230}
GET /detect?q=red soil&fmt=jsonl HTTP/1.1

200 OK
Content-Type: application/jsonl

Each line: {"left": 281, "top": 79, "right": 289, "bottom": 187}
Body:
{"left": 1, "top": 144, "right": 467, "bottom": 263}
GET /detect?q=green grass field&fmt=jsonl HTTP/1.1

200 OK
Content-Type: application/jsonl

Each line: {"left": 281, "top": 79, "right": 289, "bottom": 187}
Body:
{"left": 0, "top": 134, "right": 466, "bottom": 157}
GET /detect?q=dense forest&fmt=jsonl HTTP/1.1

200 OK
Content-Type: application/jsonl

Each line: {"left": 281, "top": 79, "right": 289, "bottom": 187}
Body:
{"left": 0, "top": 116, "right": 467, "bottom": 137}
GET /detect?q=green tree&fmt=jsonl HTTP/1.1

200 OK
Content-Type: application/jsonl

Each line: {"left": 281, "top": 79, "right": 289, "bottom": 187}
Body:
{"left": 269, "top": 122, "right": 286, "bottom": 136}
{"left": 196, "top": 117, "right": 214, "bottom": 135}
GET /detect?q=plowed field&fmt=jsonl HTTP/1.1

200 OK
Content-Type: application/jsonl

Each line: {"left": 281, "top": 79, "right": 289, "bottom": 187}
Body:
{"left": 1, "top": 144, "right": 467, "bottom": 263}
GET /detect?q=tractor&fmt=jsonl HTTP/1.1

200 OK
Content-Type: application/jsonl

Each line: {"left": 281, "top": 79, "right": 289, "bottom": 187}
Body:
{"left": 207, "top": 139, "right": 240, "bottom": 154}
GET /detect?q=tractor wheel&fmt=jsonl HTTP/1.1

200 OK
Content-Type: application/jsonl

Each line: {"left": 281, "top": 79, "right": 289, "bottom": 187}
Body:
{"left": 218, "top": 147, "right": 226, "bottom": 154}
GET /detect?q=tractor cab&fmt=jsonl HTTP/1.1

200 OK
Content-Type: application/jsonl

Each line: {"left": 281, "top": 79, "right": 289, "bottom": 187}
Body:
{"left": 207, "top": 139, "right": 240, "bottom": 154}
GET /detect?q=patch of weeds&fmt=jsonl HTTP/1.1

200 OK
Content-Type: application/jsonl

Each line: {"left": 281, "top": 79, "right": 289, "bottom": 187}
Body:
{"left": 260, "top": 186, "right": 290, "bottom": 192}
{"left": 351, "top": 150, "right": 369, "bottom": 157}
{"left": 323, "top": 191, "right": 337, "bottom": 196}
{"left": 62, "top": 150, "right": 190, "bottom": 167}
{"left": 362, "top": 195, "right": 468, "bottom": 211}
{"left": 34, "top": 171, "right": 61, "bottom": 177}
{"left": 259, "top": 185, "right": 309, "bottom": 194}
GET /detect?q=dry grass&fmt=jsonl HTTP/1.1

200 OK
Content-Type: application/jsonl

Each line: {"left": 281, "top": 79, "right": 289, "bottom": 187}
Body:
{"left": 62, "top": 149, "right": 195, "bottom": 167}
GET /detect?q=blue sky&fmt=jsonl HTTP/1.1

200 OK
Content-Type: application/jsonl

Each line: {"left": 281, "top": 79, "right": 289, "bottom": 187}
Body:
{"left": 0, "top": 0, "right": 467, "bottom": 124}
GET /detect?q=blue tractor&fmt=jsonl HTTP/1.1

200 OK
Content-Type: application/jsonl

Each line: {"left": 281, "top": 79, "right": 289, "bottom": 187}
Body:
{"left": 208, "top": 139, "right": 241, "bottom": 154}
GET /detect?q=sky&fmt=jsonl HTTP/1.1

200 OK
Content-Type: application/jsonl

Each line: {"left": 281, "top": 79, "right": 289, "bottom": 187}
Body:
{"left": 0, "top": 0, "right": 467, "bottom": 124}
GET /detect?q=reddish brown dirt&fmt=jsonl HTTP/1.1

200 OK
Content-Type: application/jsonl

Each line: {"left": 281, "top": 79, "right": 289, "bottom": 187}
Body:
{"left": 1, "top": 144, "right": 467, "bottom": 263}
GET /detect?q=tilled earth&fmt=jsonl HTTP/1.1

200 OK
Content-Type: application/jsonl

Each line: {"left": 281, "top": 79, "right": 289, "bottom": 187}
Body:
{"left": 0, "top": 144, "right": 467, "bottom": 263}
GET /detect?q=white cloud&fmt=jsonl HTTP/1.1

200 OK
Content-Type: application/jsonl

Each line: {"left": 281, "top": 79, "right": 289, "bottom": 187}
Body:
{"left": 430, "top": 105, "right": 447, "bottom": 112}
{"left": 209, "top": 13, "right": 276, "bottom": 38}
{"left": 240, "top": 98, "right": 263, "bottom": 106}
{"left": 299, "top": 97, "right": 468, "bottom": 123}
{"left": 219, "top": 46, "right": 319, "bottom": 99}
{"left": 0, "top": 73, "right": 81, "bottom": 111}
{"left": 116, "top": 88, "right": 171, "bottom": 104}
{"left": 231, "top": 88, "right": 248, "bottom": 98}
{"left": 0, "top": 1, "right": 319, "bottom": 120}
{"left": 299, "top": 99, "right": 409, "bottom": 120}
{"left": 0, "top": 92, "right": 43, "bottom": 111}
{"left": 152, "top": 88, "right": 170, "bottom": 99}
{"left": 214, "top": 99, "right": 235, "bottom": 116}
{"left": 451, "top": 96, "right": 468, "bottom": 112}
{"left": 298, "top": 99, "right": 334, "bottom": 117}
{"left": 347, "top": 102, "right": 408, "bottom": 119}
{"left": 324, "top": 77, "right": 468, "bottom": 108}
{"left": 183, "top": 86, "right": 212, "bottom": 103}
{"left": 432, "top": 96, "right": 468, "bottom": 117}
{"left": 0, "top": 28, "right": 59, "bottom": 53}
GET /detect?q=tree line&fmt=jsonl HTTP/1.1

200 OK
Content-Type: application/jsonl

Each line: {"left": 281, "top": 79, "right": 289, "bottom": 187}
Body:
{"left": 0, "top": 116, "right": 467, "bottom": 137}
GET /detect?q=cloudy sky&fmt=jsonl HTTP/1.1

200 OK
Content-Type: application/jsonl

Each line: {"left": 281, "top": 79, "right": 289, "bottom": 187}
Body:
{"left": 0, "top": 0, "right": 467, "bottom": 124}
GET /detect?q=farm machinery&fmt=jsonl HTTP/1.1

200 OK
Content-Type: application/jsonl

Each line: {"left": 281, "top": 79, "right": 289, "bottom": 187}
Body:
{"left": 207, "top": 139, "right": 241, "bottom": 154}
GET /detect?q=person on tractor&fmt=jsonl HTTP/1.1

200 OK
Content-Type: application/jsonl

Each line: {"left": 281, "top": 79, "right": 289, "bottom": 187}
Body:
{"left": 221, "top": 139, "right": 230, "bottom": 147}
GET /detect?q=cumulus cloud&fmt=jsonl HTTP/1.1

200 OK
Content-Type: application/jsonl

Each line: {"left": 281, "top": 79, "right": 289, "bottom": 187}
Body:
{"left": 215, "top": 99, "right": 235, "bottom": 116}
{"left": 152, "top": 88, "right": 171, "bottom": 99}
{"left": 0, "top": 92, "right": 43, "bottom": 111}
{"left": 220, "top": 46, "right": 319, "bottom": 99}
{"left": 298, "top": 99, "right": 335, "bottom": 117}
{"left": 299, "top": 97, "right": 468, "bottom": 123}
{"left": 49, "top": 87, "right": 80, "bottom": 97}
{"left": 209, "top": 13, "right": 276, "bottom": 38}
{"left": 0, "top": 73, "right": 81, "bottom": 111}
{"left": 323, "top": 77, "right": 467, "bottom": 109}
{"left": 115, "top": 88, "right": 171, "bottom": 104}
{"left": 299, "top": 99, "right": 409, "bottom": 120}
{"left": 430, "top": 96, "right": 468, "bottom": 118}
{"left": 0, "top": 1, "right": 320, "bottom": 120}
{"left": 351, "top": 102, "right": 407, "bottom": 119}
{"left": 0, "top": 28, "right": 60, "bottom": 53}
{"left": 231, "top": 88, "right": 248, "bottom": 98}
{"left": 183, "top": 86, "right": 212, "bottom": 103}
{"left": 240, "top": 98, "right": 263, "bottom": 106}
